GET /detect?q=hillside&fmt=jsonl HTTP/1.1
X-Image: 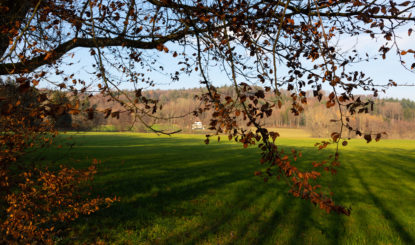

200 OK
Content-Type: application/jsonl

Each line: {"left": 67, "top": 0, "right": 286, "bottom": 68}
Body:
{"left": 51, "top": 87, "right": 415, "bottom": 139}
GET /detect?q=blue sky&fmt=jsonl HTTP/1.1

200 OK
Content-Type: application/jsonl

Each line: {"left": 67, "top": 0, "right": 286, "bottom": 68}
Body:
{"left": 35, "top": 28, "right": 415, "bottom": 101}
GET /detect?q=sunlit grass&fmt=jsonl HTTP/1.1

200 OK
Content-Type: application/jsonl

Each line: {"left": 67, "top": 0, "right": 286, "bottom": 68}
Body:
{"left": 37, "top": 132, "right": 415, "bottom": 244}
{"left": 261, "top": 127, "right": 312, "bottom": 138}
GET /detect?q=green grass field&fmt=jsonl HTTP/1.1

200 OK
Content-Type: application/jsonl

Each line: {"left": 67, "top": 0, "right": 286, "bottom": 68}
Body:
{"left": 36, "top": 132, "right": 415, "bottom": 244}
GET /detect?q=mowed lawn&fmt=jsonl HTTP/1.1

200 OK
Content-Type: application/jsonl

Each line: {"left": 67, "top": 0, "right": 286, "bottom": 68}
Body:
{"left": 38, "top": 131, "right": 414, "bottom": 244}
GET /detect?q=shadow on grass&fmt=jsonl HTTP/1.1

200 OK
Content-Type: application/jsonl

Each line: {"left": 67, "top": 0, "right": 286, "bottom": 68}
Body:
{"left": 64, "top": 139, "right": 347, "bottom": 244}
{"left": 350, "top": 162, "right": 414, "bottom": 244}
{"left": 160, "top": 184, "right": 276, "bottom": 245}
{"left": 60, "top": 135, "right": 270, "bottom": 243}
{"left": 324, "top": 163, "right": 350, "bottom": 245}
{"left": 230, "top": 194, "right": 291, "bottom": 245}
{"left": 54, "top": 134, "right": 414, "bottom": 244}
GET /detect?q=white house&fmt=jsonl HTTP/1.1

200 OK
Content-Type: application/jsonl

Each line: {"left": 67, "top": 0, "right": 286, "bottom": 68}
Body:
{"left": 191, "top": 121, "right": 204, "bottom": 130}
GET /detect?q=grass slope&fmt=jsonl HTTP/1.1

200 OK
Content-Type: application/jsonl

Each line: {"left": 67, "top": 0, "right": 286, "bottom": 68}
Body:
{"left": 38, "top": 132, "right": 414, "bottom": 244}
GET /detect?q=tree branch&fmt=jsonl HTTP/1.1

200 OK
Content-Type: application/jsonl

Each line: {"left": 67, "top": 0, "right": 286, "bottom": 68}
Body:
{"left": 0, "top": 28, "right": 195, "bottom": 75}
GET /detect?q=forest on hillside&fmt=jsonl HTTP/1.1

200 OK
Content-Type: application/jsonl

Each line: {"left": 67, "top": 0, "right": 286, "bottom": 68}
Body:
{"left": 44, "top": 86, "right": 415, "bottom": 139}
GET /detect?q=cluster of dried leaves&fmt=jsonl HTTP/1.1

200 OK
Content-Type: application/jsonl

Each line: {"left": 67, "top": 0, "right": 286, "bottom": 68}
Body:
{"left": 1, "top": 160, "right": 117, "bottom": 244}
{"left": 0, "top": 79, "right": 117, "bottom": 243}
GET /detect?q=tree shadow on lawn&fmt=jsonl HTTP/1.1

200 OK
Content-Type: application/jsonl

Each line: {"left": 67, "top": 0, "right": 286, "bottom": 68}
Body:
{"left": 59, "top": 135, "right": 414, "bottom": 244}
{"left": 230, "top": 194, "right": 292, "bottom": 245}
{"left": 326, "top": 146, "right": 415, "bottom": 244}
{"left": 251, "top": 197, "right": 312, "bottom": 245}
{"left": 343, "top": 147, "right": 415, "bottom": 195}
{"left": 61, "top": 141, "right": 337, "bottom": 244}
{"left": 158, "top": 182, "right": 281, "bottom": 244}
{"left": 349, "top": 158, "right": 414, "bottom": 244}
{"left": 73, "top": 147, "right": 341, "bottom": 244}
{"left": 245, "top": 143, "right": 415, "bottom": 245}
{"left": 63, "top": 142, "right": 270, "bottom": 242}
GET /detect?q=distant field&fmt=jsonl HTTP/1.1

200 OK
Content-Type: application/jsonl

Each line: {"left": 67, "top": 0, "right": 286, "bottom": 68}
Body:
{"left": 254, "top": 127, "right": 312, "bottom": 138}
{"left": 36, "top": 131, "right": 414, "bottom": 244}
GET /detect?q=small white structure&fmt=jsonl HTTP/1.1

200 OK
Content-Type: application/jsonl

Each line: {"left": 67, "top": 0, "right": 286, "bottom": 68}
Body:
{"left": 191, "top": 121, "right": 204, "bottom": 130}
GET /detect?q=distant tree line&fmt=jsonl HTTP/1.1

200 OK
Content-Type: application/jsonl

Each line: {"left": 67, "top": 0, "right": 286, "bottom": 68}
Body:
{"left": 9, "top": 84, "right": 412, "bottom": 139}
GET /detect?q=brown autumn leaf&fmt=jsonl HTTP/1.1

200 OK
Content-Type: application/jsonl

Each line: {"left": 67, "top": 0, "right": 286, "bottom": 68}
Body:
{"left": 269, "top": 132, "right": 280, "bottom": 142}
{"left": 326, "top": 100, "right": 335, "bottom": 108}
{"left": 400, "top": 1, "right": 411, "bottom": 7}
{"left": 111, "top": 111, "right": 120, "bottom": 119}
{"left": 331, "top": 132, "right": 340, "bottom": 142}
{"left": 156, "top": 44, "right": 164, "bottom": 51}
{"left": 364, "top": 134, "right": 372, "bottom": 143}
